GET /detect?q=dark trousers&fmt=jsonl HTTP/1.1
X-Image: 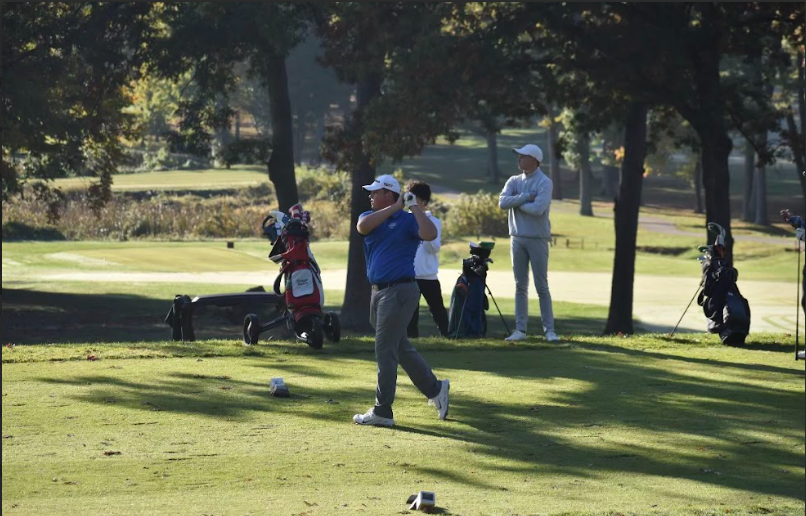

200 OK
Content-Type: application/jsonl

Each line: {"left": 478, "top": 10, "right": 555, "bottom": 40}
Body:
{"left": 407, "top": 278, "right": 449, "bottom": 338}
{"left": 370, "top": 282, "right": 440, "bottom": 419}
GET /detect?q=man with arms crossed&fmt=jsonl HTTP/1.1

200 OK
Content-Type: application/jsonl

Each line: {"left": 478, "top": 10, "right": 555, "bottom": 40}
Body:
{"left": 499, "top": 144, "right": 560, "bottom": 343}
{"left": 353, "top": 174, "right": 450, "bottom": 427}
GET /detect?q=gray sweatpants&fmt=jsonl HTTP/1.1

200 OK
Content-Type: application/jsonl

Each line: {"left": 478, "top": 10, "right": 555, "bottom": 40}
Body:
{"left": 369, "top": 281, "right": 441, "bottom": 419}
{"left": 511, "top": 236, "right": 555, "bottom": 334}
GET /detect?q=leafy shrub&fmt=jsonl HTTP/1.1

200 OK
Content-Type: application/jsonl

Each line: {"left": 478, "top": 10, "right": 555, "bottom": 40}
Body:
{"left": 1, "top": 183, "right": 349, "bottom": 241}
{"left": 2, "top": 188, "right": 269, "bottom": 241}
{"left": 295, "top": 165, "right": 350, "bottom": 209}
{"left": 444, "top": 191, "right": 509, "bottom": 239}
{"left": 216, "top": 139, "right": 271, "bottom": 167}
{"left": 303, "top": 199, "right": 351, "bottom": 240}
{"left": 2, "top": 221, "right": 65, "bottom": 241}
{"left": 124, "top": 146, "right": 212, "bottom": 172}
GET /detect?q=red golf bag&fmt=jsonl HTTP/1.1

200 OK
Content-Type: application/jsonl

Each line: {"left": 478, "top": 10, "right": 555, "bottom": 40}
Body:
{"left": 272, "top": 220, "right": 325, "bottom": 325}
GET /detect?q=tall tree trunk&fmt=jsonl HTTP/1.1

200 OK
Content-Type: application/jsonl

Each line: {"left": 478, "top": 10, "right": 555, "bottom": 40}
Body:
{"left": 689, "top": 7, "right": 734, "bottom": 263}
{"left": 486, "top": 130, "right": 500, "bottom": 184}
{"left": 741, "top": 140, "right": 755, "bottom": 222}
{"left": 600, "top": 165, "right": 619, "bottom": 199}
{"left": 213, "top": 96, "right": 232, "bottom": 168}
{"left": 299, "top": 121, "right": 308, "bottom": 166}
{"left": 699, "top": 129, "right": 734, "bottom": 262}
{"left": 784, "top": 93, "right": 806, "bottom": 327}
{"left": 292, "top": 110, "right": 304, "bottom": 165}
{"left": 339, "top": 74, "right": 381, "bottom": 333}
{"left": 578, "top": 133, "right": 594, "bottom": 216}
{"left": 265, "top": 51, "right": 299, "bottom": 213}
{"left": 547, "top": 106, "right": 563, "bottom": 200}
{"left": 315, "top": 114, "right": 326, "bottom": 163}
{"left": 786, "top": 112, "right": 806, "bottom": 202}
{"left": 753, "top": 130, "right": 768, "bottom": 225}
{"left": 604, "top": 102, "right": 647, "bottom": 335}
{"left": 693, "top": 160, "right": 704, "bottom": 214}
{"left": 235, "top": 111, "right": 241, "bottom": 140}
{"left": 785, "top": 53, "right": 805, "bottom": 206}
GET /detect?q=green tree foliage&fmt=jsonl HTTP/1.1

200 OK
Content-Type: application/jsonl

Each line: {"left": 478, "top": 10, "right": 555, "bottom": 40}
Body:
{"left": 558, "top": 108, "right": 596, "bottom": 216}
{"left": 317, "top": 2, "right": 555, "bottom": 328}
{"left": 476, "top": 2, "right": 802, "bottom": 333}
{"left": 446, "top": 192, "right": 509, "bottom": 240}
{"left": 317, "top": 3, "right": 456, "bottom": 330}
{"left": 504, "top": 3, "right": 803, "bottom": 261}
{"left": 123, "top": 73, "right": 188, "bottom": 142}
{"left": 2, "top": 2, "right": 158, "bottom": 212}
{"left": 151, "top": 2, "right": 324, "bottom": 212}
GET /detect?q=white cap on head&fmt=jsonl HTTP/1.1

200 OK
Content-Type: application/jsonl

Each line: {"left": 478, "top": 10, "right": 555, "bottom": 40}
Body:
{"left": 512, "top": 144, "right": 543, "bottom": 163}
{"left": 362, "top": 174, "right": 401, "bottom": 194}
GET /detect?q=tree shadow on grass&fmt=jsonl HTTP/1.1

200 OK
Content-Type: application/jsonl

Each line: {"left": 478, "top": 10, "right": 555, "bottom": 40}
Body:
{"left": 3, "top": 288, "right": 173, "bottom": 344}
{"left": 4, "top": 282, "right": 612, "bottom": 346}
{"left": 569, "top": 341, "right": 805, "bottom": 378}
{"left": 33, "top": 343, "right": 805, "bottom": 502}
{"left": 2, "top": 287, "right": 346, "bottom": 344}
{"left": 397, "top": 349, "right": 805, "bottom": 501}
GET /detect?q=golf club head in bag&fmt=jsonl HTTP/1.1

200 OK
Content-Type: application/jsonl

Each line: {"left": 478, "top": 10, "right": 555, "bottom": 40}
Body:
{"left": 780, "top": 209, "right": 805, "bottom": 228}
{"left": 697, "top": 245, "right": 713, "bottom": 262}
{"left": 706, "top": 222, "right": 726, "bottom": 258}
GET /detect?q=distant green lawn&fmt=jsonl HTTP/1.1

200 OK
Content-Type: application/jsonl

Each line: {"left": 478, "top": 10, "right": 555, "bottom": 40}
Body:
{"left": 377, "top": 128, "right": 552, "bottom": 194}
{"left": 4, "top": 203, "right": 799, "bottom": 283}
{"left": 48, "top": 126, "right": 801, "bottom": 224}
{"left": 53, "top": 165, "right": 268, "bottom": 192}
{"left": 3, "top": 334, "right": 804, "bottom": 515}
{"left": 2, "top": 231, "right": 801, "bottom": 346}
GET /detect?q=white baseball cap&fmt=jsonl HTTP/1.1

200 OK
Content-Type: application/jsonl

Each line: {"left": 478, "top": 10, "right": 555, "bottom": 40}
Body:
{"left": 362, "top": 174, "right": 401, "bottom": 194}
{"left": 512, "top": 144, "right": 543, "bottom": 163}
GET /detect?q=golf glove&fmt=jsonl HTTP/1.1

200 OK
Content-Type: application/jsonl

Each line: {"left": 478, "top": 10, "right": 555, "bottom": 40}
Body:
{"left": 403, "top": 192, "right": 418, "bottom": 209}
{"left": 796, "top": 227, "right": 805, "bottom": 242}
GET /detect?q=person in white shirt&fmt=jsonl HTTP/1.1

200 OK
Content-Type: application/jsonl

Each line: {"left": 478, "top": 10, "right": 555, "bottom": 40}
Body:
{"left": 406, "top": 181, "right": 449, "bottom": 338}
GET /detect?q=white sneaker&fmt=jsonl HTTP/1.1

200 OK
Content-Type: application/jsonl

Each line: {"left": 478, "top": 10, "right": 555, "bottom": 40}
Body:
{"left": 505, "top": 330, "right": 527, "bottom": 341}
{"left": 353, "top": 408, "right": 394, "bottom": 427}
{"left": 429, "top": 379, "right": 450, "bottom": 420}
{"left": 545, "top": 330, "right": 560, "bottom": 342}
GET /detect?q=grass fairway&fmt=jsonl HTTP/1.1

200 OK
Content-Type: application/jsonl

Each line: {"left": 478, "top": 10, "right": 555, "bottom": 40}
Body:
{"left": 2, "top": 336, "right": 804, "bottom": 515}
{"left": 52, "top": 165, "right": 268, "bottom": 192}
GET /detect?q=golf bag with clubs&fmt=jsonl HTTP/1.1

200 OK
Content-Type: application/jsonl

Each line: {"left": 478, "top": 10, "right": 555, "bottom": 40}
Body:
{"left": 696, "top": 222, "right": 751, "bottom": 345}
{"left": 243, "top": 204, "right": 340, "bottom": 348}
{"left": 447, "top": 242, "right": 494, "bottom": 338}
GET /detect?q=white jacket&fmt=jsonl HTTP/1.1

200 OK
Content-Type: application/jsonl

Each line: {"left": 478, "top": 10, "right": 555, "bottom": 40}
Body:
{"left": 414, "top": 212, "right": 442, "bottom": 280}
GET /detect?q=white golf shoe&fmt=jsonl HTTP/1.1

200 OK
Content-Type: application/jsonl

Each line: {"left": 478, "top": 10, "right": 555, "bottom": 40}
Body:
{"left": 353, "top": 408, "right": 394, "bottom": 427}
{"left": 505, "top": 330, "right": 527, "bottom": 341}
{"left": 429, "top": 379, "right": 450, "bottom": 420}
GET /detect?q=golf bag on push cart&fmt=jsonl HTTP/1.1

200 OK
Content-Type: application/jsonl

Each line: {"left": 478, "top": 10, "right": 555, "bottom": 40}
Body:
{"left": 165, "top": 204, "right": 340, "bottom": 348}
{"left": 696, "top": 222, "right": 751, "bottom": 345}
{"left": 447, "top": 242, "right": 510, "bottom": 338}
{"left": 243, "top": 205, "right": 340, "bottom": 348}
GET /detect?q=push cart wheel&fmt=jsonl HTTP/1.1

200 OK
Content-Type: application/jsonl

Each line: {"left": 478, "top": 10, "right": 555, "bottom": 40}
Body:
{"left": 243, "top": 313, "right": 261, "bottom": 346}
{"left": 324, "top": 311, "right": 341, "bottom": 343}
{"left": 307, "top": 316, "right": 324, "bottom": 349}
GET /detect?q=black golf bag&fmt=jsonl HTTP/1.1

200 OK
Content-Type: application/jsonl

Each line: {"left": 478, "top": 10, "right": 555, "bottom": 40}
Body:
{"left": 447, "top": 244, "right": 492, "bottom": 338}
{"left": 697, "top": 256, "right": 751, "bottom": 345}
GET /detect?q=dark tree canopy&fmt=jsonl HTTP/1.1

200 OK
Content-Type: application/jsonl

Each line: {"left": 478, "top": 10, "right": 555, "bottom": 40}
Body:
{"left": 2, "top": 2, "right": 158, "bottom": 208}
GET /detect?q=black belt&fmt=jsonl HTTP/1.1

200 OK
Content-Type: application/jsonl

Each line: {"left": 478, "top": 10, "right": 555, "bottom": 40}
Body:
{"left": 372, "top": 277, "right": 416, "bottom": 290}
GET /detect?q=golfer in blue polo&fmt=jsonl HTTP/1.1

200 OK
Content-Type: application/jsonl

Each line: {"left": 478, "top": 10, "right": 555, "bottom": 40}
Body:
{"left": 352, "top": 174, "right": 450, "bottom": 427}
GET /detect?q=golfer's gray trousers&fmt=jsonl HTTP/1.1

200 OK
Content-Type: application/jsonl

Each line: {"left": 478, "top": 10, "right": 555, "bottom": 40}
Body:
{"left": 511, "top": 236, "right": 555, "bottom": 334}
{"left": 370, "top": 281, "right": 441, "bottom": 419}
